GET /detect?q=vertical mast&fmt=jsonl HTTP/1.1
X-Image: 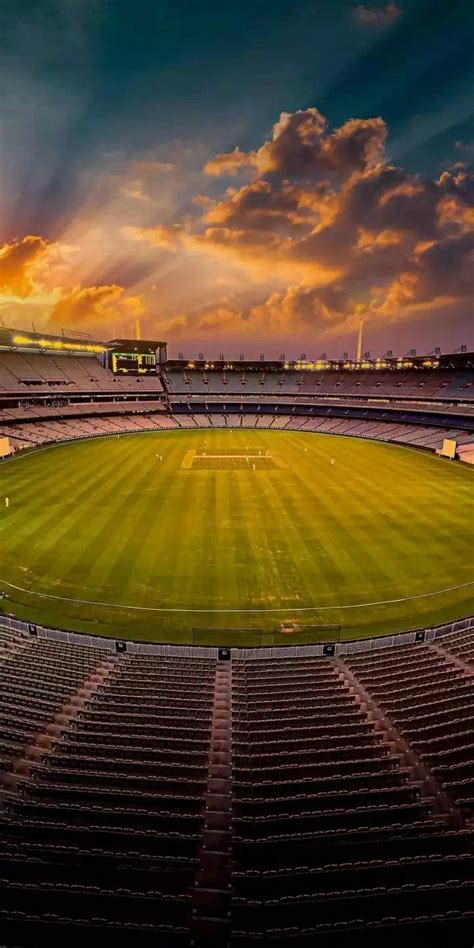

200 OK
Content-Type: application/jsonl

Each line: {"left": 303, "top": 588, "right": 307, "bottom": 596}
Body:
{"left": 356, "top": 317, "right": 364, "bottom": 362}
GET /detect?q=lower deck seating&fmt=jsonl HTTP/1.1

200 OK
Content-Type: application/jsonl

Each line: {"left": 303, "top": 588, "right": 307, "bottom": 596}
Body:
{"left": 1, "top": 630, "right": 473, "bottom": 946}
{"left": 1, "top": 408, "right": 472, "bottom": 458}
{"left": 435, "top": 626, "right": 474, "bottom": 666}
{"left": 230, "top": 652, "right": 474, "bottom": 946}
{"left": 0, "top": 633, "right": 216, "bottom": 944}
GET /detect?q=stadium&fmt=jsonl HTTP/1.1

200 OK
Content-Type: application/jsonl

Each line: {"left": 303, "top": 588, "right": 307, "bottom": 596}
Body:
{"left": 0, "top": 329, "right": 473, "bottom": 644}
{"left": 1, "top": 327, "right": 473, "bottom": 945}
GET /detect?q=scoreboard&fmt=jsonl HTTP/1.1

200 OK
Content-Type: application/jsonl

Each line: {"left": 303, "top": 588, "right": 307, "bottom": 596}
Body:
{"left": 111, "top": 351, "right": 157, "bottom": 375}
{"left": 106, "top": 338, "right": 167, "bottom": 376}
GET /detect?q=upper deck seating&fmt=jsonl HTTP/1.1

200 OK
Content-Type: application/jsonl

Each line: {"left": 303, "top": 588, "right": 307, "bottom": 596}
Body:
{"left": 0, "top": 351, "right": 163, "bottom": 396}
{"left": 160, "top": 366, "right": 474, "bottom": 402}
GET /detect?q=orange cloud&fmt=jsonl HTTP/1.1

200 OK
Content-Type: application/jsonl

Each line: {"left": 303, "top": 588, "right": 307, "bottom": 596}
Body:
{"left": 206, "top": 110, "right": 387, "bottom": 182}
{"left": 0, "top": 233, "right": 143, "bottom": 337}
{"left": 48, "top": 284, "right": 143, "bottom": 328}
{"left": 120, "top": 105, "right": 474, "bottom": 346}
{"left": 378, "top": 181, "right": 424, "bottom": 207}
{"left": 437, "top": 195, "right": 474, "bottom": 233}
{"left": 0, "top": 235, "right": 49, "bottom": 298}
{"left": 204, "top": 148, "right": 255, "bottom": 177}
{"left": 356, "top": 227, "right": 404, "bottom": 250}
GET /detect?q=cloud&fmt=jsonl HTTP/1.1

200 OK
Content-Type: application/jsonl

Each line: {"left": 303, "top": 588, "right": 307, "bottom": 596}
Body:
{"left": 205, "top": 109, "right": 387, "bottom": 182}
{"left": 204, "top": 148, "right": 255, "bottom": 177}
{"left": 354, "top": 3, "right": 402, "bottom": 27}
{"left": 153, "top": 282, "right": 351, "bottom": 346}
{"left": 120, "top": 178, "right": 151, "bottom": 202}
{"left": 203, "top": 179, "right": 310, "bottom": 231}
{"left": 0, "top": 235, "right": 49, "bottom": 298}
{"left": 0, "top": 233, "right": 143, "bottom": 336}
{"left": 48, "top": 284, "right": 143, "bottom": 328}
{"left": 5, "top": 103, "right": 471, "bottom": 351}
{"left": 125, "top": 104, "right": 474, "bottom": 348}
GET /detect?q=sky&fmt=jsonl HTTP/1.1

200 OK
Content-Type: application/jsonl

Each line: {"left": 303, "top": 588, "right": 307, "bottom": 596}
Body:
{"left": 0, "top": 0, "right": 473, "bottom": 358}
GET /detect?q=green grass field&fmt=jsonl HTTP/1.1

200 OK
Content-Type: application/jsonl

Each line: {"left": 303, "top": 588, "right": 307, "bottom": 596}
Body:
{"left": 0, "top": 429, "right": 472, "bottom": 644}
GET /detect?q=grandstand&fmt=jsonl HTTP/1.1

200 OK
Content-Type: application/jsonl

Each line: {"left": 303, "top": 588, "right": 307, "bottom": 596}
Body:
{"left": 0, "top": 335, "right": 472, "bottom": 456}
{"left": 163, "top": 362, "right": 474, "bottom": 402}
{"left": 0, "top": 350, "right": 163, "bottom": 396}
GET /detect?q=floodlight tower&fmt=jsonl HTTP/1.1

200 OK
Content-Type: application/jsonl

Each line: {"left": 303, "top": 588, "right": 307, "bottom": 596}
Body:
{"left": 356, "top": 315, "right": 364, "bottom": 363}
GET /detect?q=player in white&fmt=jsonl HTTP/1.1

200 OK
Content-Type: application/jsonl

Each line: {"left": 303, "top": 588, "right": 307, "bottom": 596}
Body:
{"left": 331, "top": 458, "right": 335, "bottom": 466}
{"left": 4, "top": 497, "right": 9, "bottom": 508}
{"left": 252, "top": 463, "right": 256, "bottom": 470}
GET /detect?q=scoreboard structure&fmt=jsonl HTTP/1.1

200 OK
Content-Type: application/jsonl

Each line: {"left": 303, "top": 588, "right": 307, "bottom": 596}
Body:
{"left": 106, "top": 339, "right": 167, "bottom": 376}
